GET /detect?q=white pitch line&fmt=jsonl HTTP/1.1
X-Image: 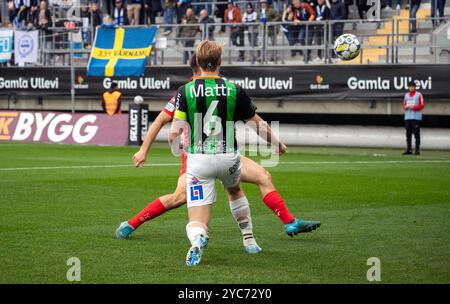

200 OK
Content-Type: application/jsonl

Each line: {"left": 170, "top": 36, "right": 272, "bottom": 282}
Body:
{"left": 0, "top": 163, "right": 179, "bottom": 171}
{"left": 279, "top": 160, "right": 450, "bottom": 165}
{"left": 0, "top": 160, "right": 449, "bottom": 172}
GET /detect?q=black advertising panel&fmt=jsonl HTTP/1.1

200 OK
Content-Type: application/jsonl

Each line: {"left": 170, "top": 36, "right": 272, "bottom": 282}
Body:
{"left": 0, "top": 65, "right": 449, "bottom": 100}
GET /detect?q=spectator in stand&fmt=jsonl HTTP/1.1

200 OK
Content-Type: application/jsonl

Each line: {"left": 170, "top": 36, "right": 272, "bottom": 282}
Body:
{"left": 273, "top": 0, "right": 290, "bottom": 13}
{"left": 259, "top": 0, "right": 281, "bottom": 62}
{"left": 18, "top": 1, "right": 36, "bottom": 27}
{"left": 225, "top": 0, "right": 244, "bottom": 62}
{"left": 215, "top": 2, "right": 227, "bottom": 33}
{"left": 343, "top": 0, "right": 353, "bottom": 17}
{"left": 126, "top": 0, "right": 143, "bottom": 25}
{"left": 38, "top": 1, "right": 53, "bottom": 64}
{"left": 102, "top": 14, "right": 116, "bottom": 27}
{"left": 102, "top": 82, "right": 123, "bottom": 116}
{"left": 199, "top": 9, "right": 215, "bottom": 40}
{"left": 312, "top": 0, "right": 330, "bottom": 61}
{"left": 330, "top": 0, "right": 346, "bottom": 41}
{"left": 356, "top": 0, "right": 369, "bottom": 19}
{"left": 81, "top": 3, "right": 91, "bottom": 45}
{"left": 143, "top": 0, "right": 161, "bottom": 25}
{"left": 162, "top": 0, "right": 176, "bottom": 35}
{"left": 384, "top": 0, "right": 402, "bottom": 11}
{"left": 285, "top": 0, "right": 315, "bottom": 63}
{"left": 304, "top": 0, "right": 317, "bottom": 10}
{"left": 402, "top": 80, "right": 424, "bottom": 155}
{"left": 191, "top": 0, "right": 212, "bottom": 15}
{"left": 90, "top": 2, "right": 103, "bottom": 28}
{"left": 105, "top": 0, "right": 116, "bottom": 15}
{"left": 409, "top": 0, "right": 421, "bottom": 34}
{"left": 176, "top": 0, "right": 191, "bottom": 24}
{"left": 431, "top": 0, "right": 446, "bottom": 26}
{"left": 113, "top": 0, "right": 129, "bottom": 25}
{"left": 90, "top": 2, "right": 103, "bottom": 42}
{"left": 24, "top": 2, "right": 39, "bottom": 27}
{"left": 242, "top": 3, "right": 260, "bottom": 63}
{"left": 8, "top": 0, "right": 22, "bottom": 27}
{"left": 178, "top": 7, "right": 198, "bottom": 64}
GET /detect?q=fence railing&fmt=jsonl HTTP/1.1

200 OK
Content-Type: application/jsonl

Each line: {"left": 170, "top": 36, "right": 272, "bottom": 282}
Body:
{"left": 5, "top": 17, "right": 450, "bottom": 67}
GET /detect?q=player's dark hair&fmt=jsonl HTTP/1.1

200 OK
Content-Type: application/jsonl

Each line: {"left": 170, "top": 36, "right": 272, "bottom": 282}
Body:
{"left": 189, "top": 54, "right": 199, "bottom": 73}
{"left": 111, "top": 82, "right": 118, "bottom": 89}
{"left": 407, "top": 80, "right": 416, "bottom": 87}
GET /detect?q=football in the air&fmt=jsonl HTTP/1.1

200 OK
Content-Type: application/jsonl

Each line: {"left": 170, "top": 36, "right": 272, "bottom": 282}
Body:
{"left": 334, "top": 34, "right": 361, "bottom": 61}
{"left": 134, "top": 95, "right": 144, "bottom": 104}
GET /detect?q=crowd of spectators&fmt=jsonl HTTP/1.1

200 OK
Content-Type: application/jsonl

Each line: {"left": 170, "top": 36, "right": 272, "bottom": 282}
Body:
{"left": 0, "top": 0, "right": 447, "bottom": 65}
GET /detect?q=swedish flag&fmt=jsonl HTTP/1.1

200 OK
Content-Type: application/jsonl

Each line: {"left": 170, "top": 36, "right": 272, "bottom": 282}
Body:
{"left": 87, "top": 26, "right": 157, "bottom": 77}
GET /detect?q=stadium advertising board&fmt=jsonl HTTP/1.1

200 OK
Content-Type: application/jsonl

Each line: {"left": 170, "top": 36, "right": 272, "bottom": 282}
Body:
{"left": 0, "top": 65, "right": 449, "bottom": 100}
{"left": 0, "top": 111, "right": 128, "bottom": 146}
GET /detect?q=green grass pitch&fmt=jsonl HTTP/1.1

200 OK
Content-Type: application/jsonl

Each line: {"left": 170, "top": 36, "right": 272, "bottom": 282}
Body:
{"left": 0, "top": 142, "right": 449, "bottom": 283}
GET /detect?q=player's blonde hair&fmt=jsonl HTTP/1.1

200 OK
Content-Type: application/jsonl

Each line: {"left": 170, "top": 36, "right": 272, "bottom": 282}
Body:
{"left": 196, "top": 40, "right": 223, "bottom": 72}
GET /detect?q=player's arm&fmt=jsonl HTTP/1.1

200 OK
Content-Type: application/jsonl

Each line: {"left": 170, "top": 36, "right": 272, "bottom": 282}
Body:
{"left": 116, "top": 95, "right": 122, "bottom": 114}
{"left": 132, "top": 110, "right": 173, "bottom": 167}
{"left": 168, "top": 88, "right": 188, "bottom": 146}
{"left": 247, "top": 114, "right": 287, "bottom": 155}
{"left": 237, "top": 87, "right": 287, "bottom": 155}
{"left": 306, "top": 4, "right": 315, "bottom": 21}
{"left": 412, "top": 94, "right": 425, "bottom": 111}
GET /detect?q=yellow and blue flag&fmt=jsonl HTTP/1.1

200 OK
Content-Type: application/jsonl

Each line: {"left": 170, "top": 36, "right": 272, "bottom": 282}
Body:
{"left": 87, "top": 26, "right": 157, "bottom": 77}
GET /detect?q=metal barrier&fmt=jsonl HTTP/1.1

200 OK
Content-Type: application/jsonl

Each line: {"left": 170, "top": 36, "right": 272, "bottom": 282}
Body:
{"left": 394, "top": 17, "right": 450, "bottom": 64}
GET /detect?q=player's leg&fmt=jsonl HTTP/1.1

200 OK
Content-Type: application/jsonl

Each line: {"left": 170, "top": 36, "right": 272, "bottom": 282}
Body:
{"left": 226, "top": 184, "right": 262, "bottom": 254}
{"left": 184, "top": 154, "right": 216, "bottom": 266}
{"left": 404, "top": 120, "right": 413, "bottom": 154}
{"left": 413, "top": 120, "right": 421, "bottom": 155}
{"left": 220, "top": 153, "right": 262, "bottom": 254}
{"left": 240, "top": 155, "right": 321, "bottom": 236}
{"left": 115, "top": 174, "right": 187, "bottom": 239}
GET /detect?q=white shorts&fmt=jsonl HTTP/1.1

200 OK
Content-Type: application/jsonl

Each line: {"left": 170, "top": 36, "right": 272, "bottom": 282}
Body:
{"left": 186, "top": 152, "right": 241, "bottom": 208}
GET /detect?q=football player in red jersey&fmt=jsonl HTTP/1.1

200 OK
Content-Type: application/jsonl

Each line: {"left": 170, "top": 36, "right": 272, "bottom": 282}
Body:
{"left": 116, "top": 55, "right": 320, "bottom": 247}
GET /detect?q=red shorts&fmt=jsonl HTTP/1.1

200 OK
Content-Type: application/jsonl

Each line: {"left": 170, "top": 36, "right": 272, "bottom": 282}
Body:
{"left": 179, "top": 154, "right": 187, "bottom": 176}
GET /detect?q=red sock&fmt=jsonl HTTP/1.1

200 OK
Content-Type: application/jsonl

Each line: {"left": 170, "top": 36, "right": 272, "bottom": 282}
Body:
{"left": 128, "top": 198, "right": 167, "bottom": 229}
{"left": 263, "top": 190, "right": 295, "bottom": 224}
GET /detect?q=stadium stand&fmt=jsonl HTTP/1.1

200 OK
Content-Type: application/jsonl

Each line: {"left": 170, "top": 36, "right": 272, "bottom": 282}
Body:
{"left": 1, "top": 0, "right": 449, "bottom": 66}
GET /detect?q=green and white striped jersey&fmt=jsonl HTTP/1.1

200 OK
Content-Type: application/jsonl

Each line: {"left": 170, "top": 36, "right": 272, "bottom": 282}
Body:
{"left": 174, "top": 76, "right": 257, "bottom": 154}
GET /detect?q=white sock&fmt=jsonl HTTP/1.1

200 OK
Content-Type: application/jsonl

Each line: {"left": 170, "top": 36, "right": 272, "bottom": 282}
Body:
{"left": 186, "top": 222, "right": 208, "bottom": 247}
{"left": 229, "top": 197, "right": 258, "bottom": 247}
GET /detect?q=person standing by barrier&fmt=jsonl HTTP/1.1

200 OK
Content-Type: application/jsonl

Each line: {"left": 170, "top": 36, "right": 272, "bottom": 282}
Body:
{"left": 330, "top": 0, "right": 347, "bottom": 59}
{"left": 242, "top": 3, "right": 259, "bottom": 63}
{"left": 113, "top": 0, "right": 129, "bottom": 26}
{"left": 259, "top": 0, "right": 281, "bottom": 62}
{"left": 37, "top": 1, "right": 53, "bottom": 65}
{"left": 126, "top": 0, "right": 143, "bottom": 25}
{"left": 176, "top": 0, "right": 191, "bottom": 24}
{"left": 178, "top": 7, "right": 198, "bottom": 64}
{"left": 102, "top": 82, "right": 123, "bottom": 116}
{"left": 143, "top": 0, "right": 161, "bottom": 25}
{"left": 431, "top": 0, "right": 446, "bottom": 26}
{"left": 225, "top": 0, "right": 245, "bottom": 62}
{"left": 409, "top": 0, "right": 421, "bottom": 34}
{"left": 199, "top": 9, "right": 215, "bottom": 40}
{"left": 162, "top": 0, "right": 176, "bottom": 35}
{"left": 289, "top": 0, "right": 315, "bottom": 63}
{"left": 312, "top": 0, "right": 330, "bottom": 62}
{"left": 403, "top": 81, "right": 424, "bottom": 155}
